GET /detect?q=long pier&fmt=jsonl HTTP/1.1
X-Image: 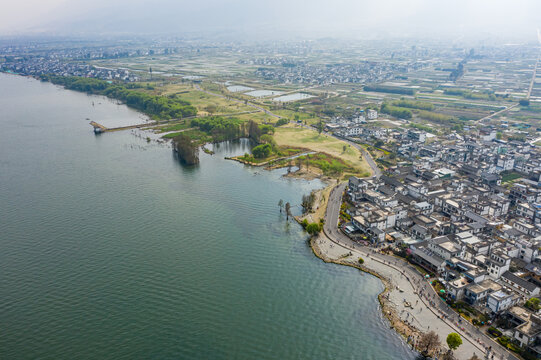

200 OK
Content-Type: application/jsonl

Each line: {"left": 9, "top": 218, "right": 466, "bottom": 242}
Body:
{"left": 90, "top": 121, "right": 155, "bottom": 133}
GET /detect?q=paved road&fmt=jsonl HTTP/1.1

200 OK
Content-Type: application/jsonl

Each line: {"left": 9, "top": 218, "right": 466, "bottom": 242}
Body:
{"left": 475, "top": 103, "right": 518, "bottom": 124}
{"left": 527, "top": 52, "right": 540, "bottom": 99}
{"left": 337, "top": 136, "right": 382, "bottom": 178}
{"left": 530, "top": 136, "right": 541, "bottom": 146}
{"left": 194, "top": 84, "right": 282, "bottom": 119}
{"left": 300, "top": 124, "right": 381, "bottom": 178}
{"left": 322, "top": 183, "right": 518, "bottom": 360}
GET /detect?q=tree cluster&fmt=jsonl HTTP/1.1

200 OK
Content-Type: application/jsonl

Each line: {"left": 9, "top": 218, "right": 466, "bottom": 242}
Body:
{"left": 191, "top": 116, "right": 243, "bottom": 142}
{"left": 41, "top": 75, "right": 197, "bottom": 120}
{"left": 252, "top": 143, "right": 272, "bottom": 158}
{"left": 380, "top": 103, "right": 413, "bottom": 119}
{"left": 364, "top": 85, "right": 416, "bottom": 96}
{"left": 172, "top": 133, "right": 199, "bottom": 165}
{"left": 392, "top": 99, "right": 434, "bottom": 111}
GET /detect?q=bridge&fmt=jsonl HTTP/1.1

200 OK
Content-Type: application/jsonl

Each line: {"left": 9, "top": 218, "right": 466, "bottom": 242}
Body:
{"left": 89, "top": 121, "right": 154, "bottom": 133}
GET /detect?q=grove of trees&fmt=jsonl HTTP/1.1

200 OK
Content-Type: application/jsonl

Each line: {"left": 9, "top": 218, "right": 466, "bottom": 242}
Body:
{"left": 364, "top": 85, "right": 416, "bottom": 96}
{"left": 380, "top": 103, "right": 413, "bottom": 119}
{"left": 40, "top": 75, "right": 197, "bottom": 120}
{"left": 172, "top": 133, "right": 199, "bottom": 165}
{"left": 252, "top": 143, "right": 272, "bottom": 158}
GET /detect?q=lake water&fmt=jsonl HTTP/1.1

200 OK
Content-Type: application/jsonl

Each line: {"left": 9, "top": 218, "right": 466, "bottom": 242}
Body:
{"left": 0, "top": 73, "right": 416, "bottom": 360}
{"left": 273, "top": 93, "right": 315, "bottom": 102}
{"left": 226, "top": 85, "right": 254, "bottom": 93}
{"left": 245, "top": 89, "right": 284, "bottom": 98}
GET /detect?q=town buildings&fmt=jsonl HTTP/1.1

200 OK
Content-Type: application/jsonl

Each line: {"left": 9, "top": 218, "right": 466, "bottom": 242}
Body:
{"left": 342, "top": 123, "right": 541, "bottom": 356}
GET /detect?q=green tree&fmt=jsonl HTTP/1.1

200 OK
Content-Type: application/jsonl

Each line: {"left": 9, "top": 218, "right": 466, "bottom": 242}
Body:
{"left": 496, "top": 132, "right": 503, "bottom": 140}
{"left": 342, "top": 145, "right": 347, "bottom": 153}
{"left": 525, "top": 297, "right": 540, "bottom": 311}
{"left": 317, "top": 120, "right": 323, "bottom": 134}
{"left": 519, "top": 99, "right": 530, "bottom": 106}
{"left": 446, "top": 333, "right": 462, "bottom": 351}
{"left": 358, "top": 257, "right": 364, "bottom": 264}
{"left": 275, "top": 118, "right": 289, "bottom": 126}
{"left": 305, "top": 223, "right": 321, "bottom": 235}
{"left": 259, "top": 134, "right": 277, "bottom": 150}
{"left": 252, "top": 144, "right": 272, "bottom": 158}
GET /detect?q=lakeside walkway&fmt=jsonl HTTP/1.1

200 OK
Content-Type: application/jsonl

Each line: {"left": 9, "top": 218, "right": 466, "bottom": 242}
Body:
{"left": 318, "top": 183, "right": 518, "bottom": 360}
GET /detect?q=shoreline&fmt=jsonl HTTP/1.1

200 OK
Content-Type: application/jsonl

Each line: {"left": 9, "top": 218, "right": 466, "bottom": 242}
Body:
{"left": 309, "top": 235, "right": 422, "bottom": 351}
{"left": 313, "top": 181, "right": 509, "bottom": 360}
{"left": 13, "top": 72, "right": 452, "bottom": 356}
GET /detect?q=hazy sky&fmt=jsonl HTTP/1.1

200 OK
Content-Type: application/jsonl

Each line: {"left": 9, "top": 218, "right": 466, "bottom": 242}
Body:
{"left": 1, "top": 0, "right": 540, "bottom": 40}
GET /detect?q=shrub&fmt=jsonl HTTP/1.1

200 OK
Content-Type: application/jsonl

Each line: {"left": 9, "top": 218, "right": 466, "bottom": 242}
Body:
{"left": 358, "top": 257, "right": 364, "bottom": 264}
{"left": 507, "top": 342, "right": 522, "bottom": 353}
{"left": 275, "top": 118, "right": 289, "bottom": 126}
{"left": 497, "top": 336, "right": 510, "bottom": 347}
{"left": 305, "top": 223, "right": 321, "bottom": 235}
{"left": 488, "top": 327, "right": 502, "bottom": 338}
{"left": 252, "top": 143, "right": 272, "bottom": 158}
{"left": 525, "top": 297, "right": 540, "bottom": 311}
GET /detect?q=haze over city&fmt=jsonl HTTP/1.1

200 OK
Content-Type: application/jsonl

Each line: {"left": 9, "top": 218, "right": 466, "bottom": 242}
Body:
{"left": 2, "top": 0, "right": 541, "bottom": 41}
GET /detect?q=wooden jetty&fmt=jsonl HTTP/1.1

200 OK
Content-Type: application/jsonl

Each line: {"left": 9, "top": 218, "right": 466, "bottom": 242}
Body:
{"left": 89, "top": 121, "right": 154, "bottom": 134}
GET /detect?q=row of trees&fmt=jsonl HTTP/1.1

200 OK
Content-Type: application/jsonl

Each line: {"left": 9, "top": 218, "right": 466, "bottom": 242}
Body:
{"left": 40, "top": 75, "right": 197, "bottom": 120}
{"left": 443, "top": 88, "right": 498, "bottom": 101}
{"left": 364, "top": 85, "right": 416, "bottom": 96}
{"left": 380, "top": 103, "right": 413, "bottom": 119}
{"left": 392, "top": 99, "right": 434, "bottom": 111}
{"left": 416, "top": 110, "right": 460, "bottom": 125}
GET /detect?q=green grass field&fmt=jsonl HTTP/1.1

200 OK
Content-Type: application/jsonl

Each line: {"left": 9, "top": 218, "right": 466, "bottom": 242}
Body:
{"left": 273, "top": 125, "right": 372, "bottom": 176}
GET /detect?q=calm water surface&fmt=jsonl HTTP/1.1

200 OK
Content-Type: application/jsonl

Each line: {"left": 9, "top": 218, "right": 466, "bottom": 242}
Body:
{"left": 0, "top": 73, "right": 416, "bottom": 360}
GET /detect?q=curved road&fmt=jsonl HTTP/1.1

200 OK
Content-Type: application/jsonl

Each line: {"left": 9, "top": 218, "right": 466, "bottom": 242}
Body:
{"left": 322, "top": 183, "right": 517, "bottom": 360}
{"left": 335, "top": 135, "right": 382, "bottom": 178}
{"left": 301, "top": 125, "right": 382, "bottom": 178}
